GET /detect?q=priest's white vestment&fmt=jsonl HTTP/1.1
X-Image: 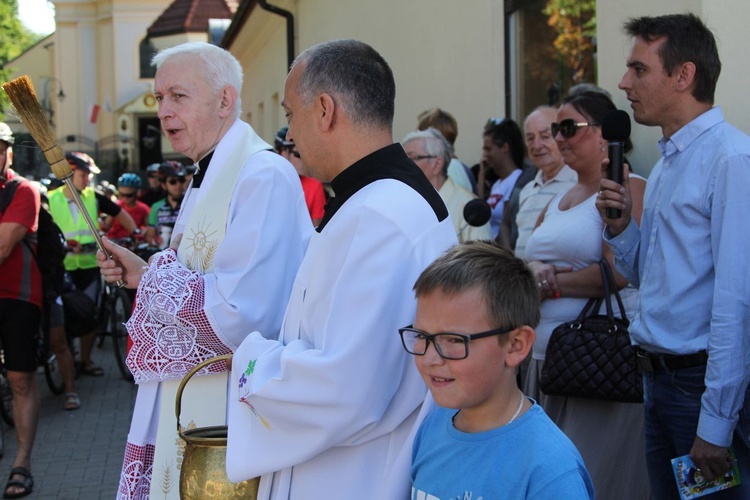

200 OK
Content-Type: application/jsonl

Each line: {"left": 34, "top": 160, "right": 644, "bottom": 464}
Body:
{"left": 117, "top": 119, "right": 311, "bottom": 499}
{"left": 227, "top": 144, "right": 458, "bottom": 499}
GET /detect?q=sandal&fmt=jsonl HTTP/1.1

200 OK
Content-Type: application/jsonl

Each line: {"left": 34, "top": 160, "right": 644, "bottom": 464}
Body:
{"left": 79, "top": 361, "right": 104, "bottom": 377}
{"left": 63, "top": 392, "right": 81, "bottom": 411}
{"left": 3, "top": 466, "right": 33, "bottom": 499}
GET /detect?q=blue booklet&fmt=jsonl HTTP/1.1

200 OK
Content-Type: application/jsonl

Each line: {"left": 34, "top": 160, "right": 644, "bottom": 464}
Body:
{"left": 672, "top": 448, "right": 741, "bottom": 499}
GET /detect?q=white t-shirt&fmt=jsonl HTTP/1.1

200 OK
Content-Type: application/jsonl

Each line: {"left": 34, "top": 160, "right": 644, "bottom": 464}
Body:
{"left": 487, "top": 168, "right": 523, "bottom": 238}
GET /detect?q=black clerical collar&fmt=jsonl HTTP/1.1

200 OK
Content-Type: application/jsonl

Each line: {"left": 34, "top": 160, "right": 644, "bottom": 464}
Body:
{"left": 316, "top": 143, "right": 448, "bottom": 232}
{"left": 190, "top": 151, "right": 214, "bottom": 189}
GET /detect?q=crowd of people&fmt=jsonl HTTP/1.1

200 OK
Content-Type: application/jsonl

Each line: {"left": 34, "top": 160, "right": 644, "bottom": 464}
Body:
{"left": 0, "top": 10, "right": 748, "bottom": 500}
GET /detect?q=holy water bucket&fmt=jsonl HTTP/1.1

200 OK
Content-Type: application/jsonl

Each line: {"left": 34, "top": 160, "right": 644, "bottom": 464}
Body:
{"left": 175, "top": 354, "right": 260, "bottom": 499}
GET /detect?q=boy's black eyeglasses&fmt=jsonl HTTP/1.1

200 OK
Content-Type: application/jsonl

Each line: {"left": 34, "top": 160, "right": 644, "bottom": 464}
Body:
{"left": 167, "top": 178, "right": 186, "bottom": 185}
{"left": 551, "top": 119, "right": 599, "bottom": 139}
{"left": 398, "top": 325, "right": 516, "bottom": 360}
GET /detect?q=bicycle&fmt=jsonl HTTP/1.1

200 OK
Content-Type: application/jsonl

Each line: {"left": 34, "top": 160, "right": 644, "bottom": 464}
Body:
{"left": 38, "top": 295, "right": 72, "bottom": 396}
{"left": 0, "top": 323, "right": 74, "bottom": 458}
{"left": 99, "top": 280, "right": 135, "bottom": 382}
{"left": 97, "top": 238, "right": 160, "bottom": 382}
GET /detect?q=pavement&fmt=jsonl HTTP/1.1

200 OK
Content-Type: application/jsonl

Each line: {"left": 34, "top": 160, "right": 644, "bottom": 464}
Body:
{"left": 0, "top": 336, "right": 137, "bottom": 499}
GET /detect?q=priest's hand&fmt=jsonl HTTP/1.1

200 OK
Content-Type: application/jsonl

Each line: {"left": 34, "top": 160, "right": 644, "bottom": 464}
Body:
{"left": 97, "top": 237, "right": 147, "bottom": 289}
{"left": 169, "top": 233, "right": 183, "bottom": 251}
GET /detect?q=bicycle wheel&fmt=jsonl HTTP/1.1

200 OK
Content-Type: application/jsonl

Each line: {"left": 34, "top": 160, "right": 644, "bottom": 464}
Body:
{"left": 96, "top": 280, "right": 109, "bottom": 348}
{"left": 43, "top": 351, "right": 65, "bottom": 395}
{"left": 0, "top": 402, "right": 4, "bottom": 459}
{"left": 0, "top": 373, "right": 14, "bottom": 428}
{"left": 110, "top": 288, "right": 134, "bottom": 382}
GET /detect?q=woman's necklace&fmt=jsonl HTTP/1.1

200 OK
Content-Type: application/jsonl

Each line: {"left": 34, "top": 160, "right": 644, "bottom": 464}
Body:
{"left": 506, "top": 391, "right": 526, "bottom": 426}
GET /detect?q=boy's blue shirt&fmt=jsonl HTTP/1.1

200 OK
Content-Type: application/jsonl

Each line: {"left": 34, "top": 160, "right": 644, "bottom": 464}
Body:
{"left": 411, "top": 401, "right": 595, "bottom": 499}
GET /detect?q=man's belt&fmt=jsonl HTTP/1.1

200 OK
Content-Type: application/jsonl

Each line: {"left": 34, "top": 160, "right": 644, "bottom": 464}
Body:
{"left": 635, "top": 347, "right": 708, "bottom": 373}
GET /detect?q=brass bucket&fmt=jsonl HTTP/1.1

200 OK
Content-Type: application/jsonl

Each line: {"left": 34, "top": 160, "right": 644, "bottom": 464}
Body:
{"left": 175, "top": 354, "right": 260, "bottom": 499}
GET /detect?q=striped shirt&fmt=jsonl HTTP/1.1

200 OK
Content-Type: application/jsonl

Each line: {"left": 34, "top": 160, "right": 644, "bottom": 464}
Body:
{"left": 514, "top": 165, "right": 577, "bottom": 258}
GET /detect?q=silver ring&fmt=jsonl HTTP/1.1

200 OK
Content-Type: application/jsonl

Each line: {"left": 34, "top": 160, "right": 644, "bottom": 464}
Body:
{"left": 541, "top": 280, "right": 549, "bottom": 286}
{"left": 537, "top": 282, "right": 542, "bottom": 288}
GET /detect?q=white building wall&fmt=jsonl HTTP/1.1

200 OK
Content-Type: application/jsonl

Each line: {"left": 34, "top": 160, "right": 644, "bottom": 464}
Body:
{"left": 52, "top": 0, "right": 170, "bottom": 147}
{"left": 229, "top": 0, "right": 505, "bottom": 168}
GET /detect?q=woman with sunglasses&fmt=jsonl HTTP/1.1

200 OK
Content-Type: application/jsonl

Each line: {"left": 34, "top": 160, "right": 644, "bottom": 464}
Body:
{"left": 523, "top": 91, "right": 648, "bottom": 499}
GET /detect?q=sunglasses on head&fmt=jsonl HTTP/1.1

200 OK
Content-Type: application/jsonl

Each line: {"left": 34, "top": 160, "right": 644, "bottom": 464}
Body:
{"left": 486, "top": 117, "right": 505, "bottom": 127}
{"left": 551, "top": 119, "right": 600, "bottom": 139}
{"left": 167, "top": 177, "right": 186, "bottom": 185}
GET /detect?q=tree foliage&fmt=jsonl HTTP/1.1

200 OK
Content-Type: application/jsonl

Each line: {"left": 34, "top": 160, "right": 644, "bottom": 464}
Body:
{"left": 544, "top": 0, "right": 597, "bottom": 84}
{"left": 0, "top": 0, "right": 44, "bottom": 117}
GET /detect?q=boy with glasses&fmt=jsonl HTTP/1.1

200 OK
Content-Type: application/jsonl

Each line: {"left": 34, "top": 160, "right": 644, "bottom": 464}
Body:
{"left": 404, "top": 241, "right": 593, "bottom": 498}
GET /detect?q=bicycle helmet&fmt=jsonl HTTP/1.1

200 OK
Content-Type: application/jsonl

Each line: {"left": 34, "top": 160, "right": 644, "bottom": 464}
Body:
{"left": 0, "top": 122, "right": 14, "bottom": 145}
{"left": 65, "top": 151, "right": 101, "bottom": 174}
{"left": 274, "top": 126, "right": 293, "bottom": 152}
{"left": 146, "top": 163, "right": 161, "bottom": 174}
{"left": 117, "top": 172, "right": 142, "bottom": 189}
{"left": 158, "top": 160, "right": 186, "bottom": 180}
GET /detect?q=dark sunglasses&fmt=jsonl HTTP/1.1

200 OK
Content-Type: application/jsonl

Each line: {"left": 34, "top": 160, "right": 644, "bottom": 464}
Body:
{"left": 147, "top": 174, "right": 159, "bottom": 179}
{"left": 119, "top": 192, "right": 137, "bottom": 199}
{"left": 167, "top": 177, "right": 186, "bottom": 185}
{"left": 551, "top": 119, "right": 600, "bottom": 139}
{"left": 291, "top": 150, "right": 301, "bottom": 158}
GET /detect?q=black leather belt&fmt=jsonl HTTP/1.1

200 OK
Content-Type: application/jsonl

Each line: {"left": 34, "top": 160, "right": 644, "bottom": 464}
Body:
{"left": 635, "top": 347, "right": 708, "bottom": 373}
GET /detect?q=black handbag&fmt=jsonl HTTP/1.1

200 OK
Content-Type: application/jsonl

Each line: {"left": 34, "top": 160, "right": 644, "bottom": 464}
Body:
{"left": 61, "top": 289, "right": 99, "bottom": 338}
{"left": 539, "top": 259, "right": 643, "bottom": 403}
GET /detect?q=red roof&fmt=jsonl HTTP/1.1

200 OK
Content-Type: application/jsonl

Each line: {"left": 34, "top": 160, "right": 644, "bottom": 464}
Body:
{"left": 147, "top": 0, "right": 239, "bottom": 37}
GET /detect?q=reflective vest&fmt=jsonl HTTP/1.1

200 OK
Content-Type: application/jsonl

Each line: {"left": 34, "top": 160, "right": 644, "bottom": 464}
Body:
{"left": 48, "top": 186, "right": 99, "bottom": 271}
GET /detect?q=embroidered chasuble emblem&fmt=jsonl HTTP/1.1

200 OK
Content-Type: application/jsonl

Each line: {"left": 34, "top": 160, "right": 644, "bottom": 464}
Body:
{"left": 182, "top": 215, "right": 219, "bottom": 272}
{"left": 238, "top": 358, "right": 271, "bottom": 429}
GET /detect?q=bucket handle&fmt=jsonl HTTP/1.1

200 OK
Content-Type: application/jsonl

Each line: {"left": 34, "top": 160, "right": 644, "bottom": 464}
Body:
{"left": 175, "top": 354, "right": 232, "bottom": 437}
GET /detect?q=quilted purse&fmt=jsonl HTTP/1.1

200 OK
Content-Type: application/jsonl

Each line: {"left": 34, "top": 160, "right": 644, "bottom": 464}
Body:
{"left": 539, "top": 259, "right": 643, "bottom": 403}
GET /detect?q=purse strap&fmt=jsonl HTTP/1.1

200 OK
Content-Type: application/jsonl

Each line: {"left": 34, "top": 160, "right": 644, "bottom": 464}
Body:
{"left": 569, "top": 259, "right": 629, "bottom": 329}
{"left": 597, "top": 258, "right": 630, "bottom": 327}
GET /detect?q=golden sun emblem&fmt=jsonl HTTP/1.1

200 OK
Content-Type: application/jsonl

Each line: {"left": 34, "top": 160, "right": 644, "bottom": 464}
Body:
{"left": 186, "top": 216, "right": 217, "bottom": 252}
{"left": 184, "top": 216, "right": 220, "bottom": 271}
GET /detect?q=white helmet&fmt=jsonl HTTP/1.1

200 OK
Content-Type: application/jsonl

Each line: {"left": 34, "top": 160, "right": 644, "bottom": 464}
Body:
{"left": 0, "top": 123, "right": 14, "bottom": 145}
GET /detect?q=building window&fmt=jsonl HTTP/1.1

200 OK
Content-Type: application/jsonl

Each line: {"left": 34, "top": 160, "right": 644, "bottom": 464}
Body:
{"left": 139, "top": 38, "right": 157, "bottom": 78}
{"left": 505, "top": 0, "right": 597, "bottom": 119}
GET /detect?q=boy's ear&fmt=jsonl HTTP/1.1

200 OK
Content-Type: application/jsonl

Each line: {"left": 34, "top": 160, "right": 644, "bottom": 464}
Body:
{"left": 505, "top": 326, "right": 535, "bottom": 368}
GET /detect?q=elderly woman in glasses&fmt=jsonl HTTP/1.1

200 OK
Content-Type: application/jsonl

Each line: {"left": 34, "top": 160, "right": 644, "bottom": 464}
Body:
{"left": 523, "top": 90, "right": 648, "bottom": 499}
